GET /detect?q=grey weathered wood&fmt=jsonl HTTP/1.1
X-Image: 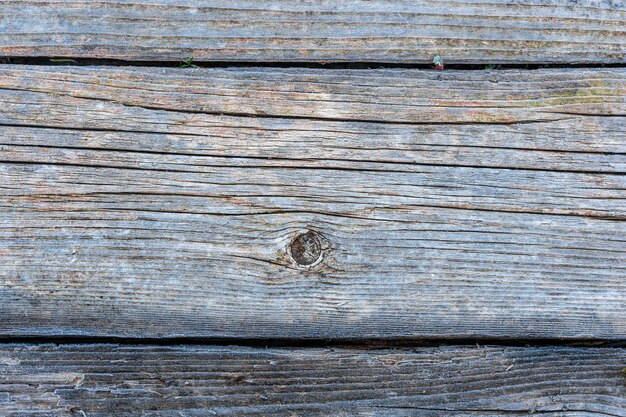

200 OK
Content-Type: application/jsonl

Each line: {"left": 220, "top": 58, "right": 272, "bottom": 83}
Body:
{"left": 0, "top": 66, "right": 625, "bottom": 340}
{"left": 1, "top": 344, "right": 624, "bottom": 416}
{"left": 1, "top": 65, "right": 625, "bottom": 123}
{"left": 0, "top": 0, "right": 624, "bottom": 64}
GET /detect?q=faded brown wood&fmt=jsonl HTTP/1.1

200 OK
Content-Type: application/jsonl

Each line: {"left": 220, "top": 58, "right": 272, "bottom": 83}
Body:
{"left": 1, "top": 65, "right": 625, "bottom": 125}
{"left": 0, "top": 66, "right": 625, "bottom": 340}
{"left": 1, "top": 344, "right": 625, "bottom": 416}
{"left": 0, "top": 0, "right": 624, "bottom": 64}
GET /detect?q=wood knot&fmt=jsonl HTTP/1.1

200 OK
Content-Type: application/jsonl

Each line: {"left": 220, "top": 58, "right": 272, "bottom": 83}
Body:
{"left": 289, "top": 231, "right": 323, "bottom": 267}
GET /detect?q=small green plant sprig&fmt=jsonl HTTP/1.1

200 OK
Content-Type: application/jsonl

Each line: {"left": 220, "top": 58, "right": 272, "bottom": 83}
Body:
{"left": 179, "top": 57, "right": 199, "bottom": 69}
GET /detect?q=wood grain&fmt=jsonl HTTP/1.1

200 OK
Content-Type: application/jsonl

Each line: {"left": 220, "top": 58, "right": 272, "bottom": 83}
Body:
{"left": 0, "top": 66, "right": 625, "bottom": 340}
{"left": 1, "top": 344, "right": 625, "bottom": 416}
{"left": 1, "top": 65, "right": 625, "bottom": 125}
{"left": 1, "top": 0, "right": 624, "bottom": 63}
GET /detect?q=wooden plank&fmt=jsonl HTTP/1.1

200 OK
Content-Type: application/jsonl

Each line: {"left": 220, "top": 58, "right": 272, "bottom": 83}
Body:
{"left": 0, "top": 66, "right": 625, "bottom": 340}
{"left": 1, "top": 344, "right": 624, "bottom": 416}
{"left": 0, "top": 65, "right": 624, "bottom": 125}
{"left": 0, "top": 0, "right": 624, "bottom": 64}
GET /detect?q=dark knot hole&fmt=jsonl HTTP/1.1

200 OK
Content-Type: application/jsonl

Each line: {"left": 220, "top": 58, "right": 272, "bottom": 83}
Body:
{"left": 289, "top": 231, "right": 323, "bottom": 267}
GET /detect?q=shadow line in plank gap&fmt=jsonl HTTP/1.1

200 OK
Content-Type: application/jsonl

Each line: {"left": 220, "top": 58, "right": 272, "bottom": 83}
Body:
{"left": 1, "top": 57, "right": 626, "bottom": 70}
{"left": 0, "top": 336, "right": 624, "bottom": 348}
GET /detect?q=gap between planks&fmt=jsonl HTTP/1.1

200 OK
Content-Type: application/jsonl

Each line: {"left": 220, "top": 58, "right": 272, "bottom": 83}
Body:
{"left": 4, "top": 57, "right": 626, "bottom": 70}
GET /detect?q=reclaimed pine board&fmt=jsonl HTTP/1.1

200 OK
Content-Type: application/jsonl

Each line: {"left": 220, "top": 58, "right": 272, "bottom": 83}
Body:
{"left": 0, "top": 66, "right": 625, "bottom": 340}
{"left": 1, "top": 344, "right": 625, "bottom": 416}
{"left": 0, "top": 0, "right": 625, "bottom": 64}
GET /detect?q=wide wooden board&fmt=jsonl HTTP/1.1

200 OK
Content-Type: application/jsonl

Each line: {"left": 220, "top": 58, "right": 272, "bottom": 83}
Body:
{"left": 1, "top": 344, "right": 625, "bottom": 416}
{"left": 1, "top": 0, "right": 625, "bottom": 63}
{"left": 0, "top": 66, "right": 625, "bottom": 340}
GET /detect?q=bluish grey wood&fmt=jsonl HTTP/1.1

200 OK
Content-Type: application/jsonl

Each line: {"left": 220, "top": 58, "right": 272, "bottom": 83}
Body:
{"left": 0, "top": 66, "right": 624, "bottom": 340}
{"left": 0, "top": 0, "right": 624, "bottom": 63}
{"left": 1, "top": 344, "right": 625, "bottom": 416}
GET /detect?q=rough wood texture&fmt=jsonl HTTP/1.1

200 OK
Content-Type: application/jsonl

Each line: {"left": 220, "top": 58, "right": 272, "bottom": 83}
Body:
{"left": 0, "top": 66, "right": 625, "bottom": 340}
{"left": 1, "top": 0, "right": 625, "bottom": 63}
{"left": 1, "top": 65, "right": 625, "bottom": 125}
{"left": 1, "top": 344, "right": 625, "bottom": 416}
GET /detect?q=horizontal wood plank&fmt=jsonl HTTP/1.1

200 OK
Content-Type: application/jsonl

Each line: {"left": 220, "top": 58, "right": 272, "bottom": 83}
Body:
{"left": 1, "top": 65, "right": 624, "bottom": 125}
{"left": 1, "top": 344, "right": 625, "bottom": 416}
{"left": 0, "top": 66, "right": 625, "bottom": 340}
{"left": 1, "top": 0, "right": 625, "bottom": 63}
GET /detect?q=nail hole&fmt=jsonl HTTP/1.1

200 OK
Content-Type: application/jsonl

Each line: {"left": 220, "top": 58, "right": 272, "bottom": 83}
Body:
{"left": 289, "top": 231, "right": 323, "bottom": 267}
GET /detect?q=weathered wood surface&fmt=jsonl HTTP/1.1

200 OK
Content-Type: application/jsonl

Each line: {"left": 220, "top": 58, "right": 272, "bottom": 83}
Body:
{"left": 1, "top": 344, "right": 625, "bottom": 416}
{"left": 1, "top": 0, "right": 625, "bottom": 64}
{"left": 2, "top": 65, "right": 625, "bottom": 124}
{"left": 0, "top": 66, "right": 625, "bottom": 340}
